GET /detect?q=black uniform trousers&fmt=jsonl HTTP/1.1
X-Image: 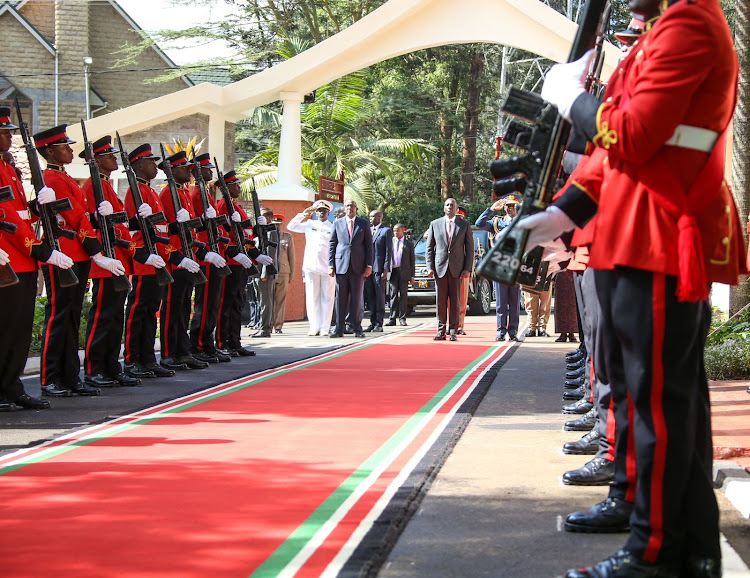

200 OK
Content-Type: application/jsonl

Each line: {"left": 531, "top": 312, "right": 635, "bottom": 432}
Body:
{"left": 217, "top": 265, "right": 248, "bottom": 350}
{"left": 364, "top": 271, "right": 387, "bottom": 326}
{"left": 190, "top": 264, "right": 224, "bottom": 354}
{"left": 335, "top": 271, "right": 365, "bottom": 333}
{"left": 595, "top": 267, "right": 717, "bottom": 565}
{"left": 388, "top": 267, "right": 409, "bottom": 321}
{"left": 435, "top": 271, "right": 460, "bottom": 334}
{"left": 160, "top": 268, "right": 193, "bottom": 360}
{"left": 0, "top": 272, "right": 37, "bottom": 402}
{"left": 40, "top": 260, "right": 91, "bottom": 387}
{"left": 85, "top": 277, "right": 127, "bottom": 377}
{"left": 124, "top": 274, "right": 161, "bottom": 366}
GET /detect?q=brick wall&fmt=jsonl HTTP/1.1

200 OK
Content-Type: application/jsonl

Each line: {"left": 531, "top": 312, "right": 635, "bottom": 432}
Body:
{"left": 54, "top": 0, "right": 88, "bottom": 121}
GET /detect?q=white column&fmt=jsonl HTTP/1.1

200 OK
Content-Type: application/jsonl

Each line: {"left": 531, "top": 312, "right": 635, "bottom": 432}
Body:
{"left": 208, "top": 114, "right": 226, "bottom": 171}
{"left": 258, "top": 92, "right": 316, "bottom": 201}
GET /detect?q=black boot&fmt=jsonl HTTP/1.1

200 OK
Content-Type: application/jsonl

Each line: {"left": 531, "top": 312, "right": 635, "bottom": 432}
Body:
{"left": 563, "top": 429, "right": 602, "bottom": 455}
{"left": 564, "top": 497, "right": 632, "bottom": 533}
{"left": 562, "top": 456, "right": 614, "bottom": 486}
{"left": 565, "top": 550, "right": 678, "bottom": 577}
{"left": 563, "top": 384, "right": 586, "bottom": 401}
{"left": 564, "top": 408, "right": 596, "bottom": 431}
{"left": 562, "top": 399, "right": 594, "bottom": 415}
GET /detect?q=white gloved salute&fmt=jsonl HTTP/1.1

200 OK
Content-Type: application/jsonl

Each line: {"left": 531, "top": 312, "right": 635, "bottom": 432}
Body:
{"left": 517, "top": 206, "right": 577, "bottom": 250}
{"left": 176, "top": 208, "right": 190, "bottom": 223}
{"left": 46, "top": 250, "right": 74, "bottom": 269}
{"left": 231, "top": 212, "right": 242, "bottom": 223}
{"left": 92, "top": 252, "right": 126, "bottom": 276}
{"left": 204, "top": 206, "right": 216, "bottom": 219}
{"left": 37, "top": 186, "right": 56, "bottom": 205}
{"left": 178, "top": 257, "right": 200, "bottom": 273}
{"left": 138, "top": 203, "right": 153, "bottom": 218}
{"left": 256, "top": 215, "right": 267, "bottom": 226}
{"left": 255, "top": 254, "right": 273, "bottom": 266}
{"left": 541, "top": 49, "right": 595, "bottom": 121}
{"left": 204, "top": 251, "right": 226, "bottom": 268}
{"left": 233, "top": 253, "right": 253, "bottom": 269}
{"left": 145, "top": 254, "right": 166, "bottom": 269}
{"left": 98, "top": 200, "right": 113, "bottom": 217}
{"left": 0, "top": 248, "right": 10, "bottom": 266}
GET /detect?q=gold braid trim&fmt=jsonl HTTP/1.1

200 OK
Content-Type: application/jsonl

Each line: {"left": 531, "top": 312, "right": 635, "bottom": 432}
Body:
{"left": 79, "top": 228, "right": 93, "bottom": 240}
{"left": 593, "top": 103, "right": 618, "bottom": 150}
{"left": 25, "top": 237, "right": 42, "bottom": 255}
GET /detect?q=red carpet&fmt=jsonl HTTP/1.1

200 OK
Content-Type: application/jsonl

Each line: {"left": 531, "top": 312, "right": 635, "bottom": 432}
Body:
{"left": 0, "top": 319, "right": 510, "bottom": 577}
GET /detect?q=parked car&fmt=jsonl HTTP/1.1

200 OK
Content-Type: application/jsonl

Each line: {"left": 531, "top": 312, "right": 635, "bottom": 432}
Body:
{"left": 407, "top": 226, "right": 494, "bottom": 315}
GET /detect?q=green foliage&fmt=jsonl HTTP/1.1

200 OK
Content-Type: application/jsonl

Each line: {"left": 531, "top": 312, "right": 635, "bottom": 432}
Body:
{"left": 706, "top": 307, "right": 750, "bottom": 347}
{"left": 704, "top": 339, "right": 750, "bottom": 381}
{"left": 30, "top": 294, "right": 93, "bottom": 353}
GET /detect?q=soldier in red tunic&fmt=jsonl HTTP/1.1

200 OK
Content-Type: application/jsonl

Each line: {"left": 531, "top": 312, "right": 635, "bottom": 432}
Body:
{"left": 0, "top": 108, "right": 75, "bottom": 410}
{"left": 33, "top": 125, "right": 124, "bottom": 398}
{"left": 521, "top": 0, "right": 744, "bottom": 575}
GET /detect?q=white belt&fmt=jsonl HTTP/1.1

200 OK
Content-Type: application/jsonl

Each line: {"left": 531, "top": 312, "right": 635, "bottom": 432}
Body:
{"left": 17, "top": 210, "right": 29, "bottom": 220}
{"left": 157, "top": 224, "right": 168, "bottom": 234}
{"left": 664, "top": 124, "right": 718, "bottom": 152}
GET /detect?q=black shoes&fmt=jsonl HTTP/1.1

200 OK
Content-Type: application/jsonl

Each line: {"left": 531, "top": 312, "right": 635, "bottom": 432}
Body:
{"left": 565, "top": 376, "right": 585, "bottom": 389}
{"left": 84, "top": 374, "right": 117, "bottom": 388}
{"left": 537, "top": 329, "right": 550, "bottom": 337}
{"left": 160, "top": 357, "right": 189, "bottom": 371}
{"left": 179, "top": 355, "right": 209, "bottom": 369}
{"left": 563, "top": 385, "right": 586, "bottom": 401}
{"left": 71, "top": 381, "right": 101, "bottom": 396}
{"left": 192, "top": 351, "right": 219, "bottom": 364}
{"left": 112, "top": 373, "right": 142, "bottom": 387}
{"left": 252, "top": 331, "right": 271, "bottom": 338}
{"left": 125, "top": 363, "right": 157, "bottom": 379}
{"left": 497, "top": 333, "right": 506, "bottom": 341}
{"left": 143, "top": 362, "right": 175, "bottom": 377}
{"left": 449, "top": 331, "right": 457, "bottom": 341}
{"left": 565, "top": 409, "right": 596, "bottom": 431}
{"left": 567, "top": 359, "right": 584, "bottom": 371}
{"left": 344, "top": 323, "right": 354, "bottom": 334}
{"left": 565, "top": 497, "right": 632, "bottom": 533}
{"left": 385, "top": 319, "right": 397, "bottom": 326}
{"left": 355, "top": 331, "right": 366, "bottom": 338}
{"left": 214, "top": 350, "right": 232, "bottom": 362}
{"left": 563, "top": 429, "right": 602, "bottom": 455}
{"left": 683, "top": 556, "right": 722, "bottom": 578}
{"left": 457, "top": 329, "right": 466, "bottom": 335}
{"left": 566, "top": 368, "right": 584, "bottom": 380}
{"left": 565, "top": 550, "right": 678, "bottom": 578}
{"left": 329, "top": 332, "right": 344, "bottom": 338}
{"left": 563, "top": 456, "right": 615, "bottom": 486}
{"left": 372, "top": 324, "right": 383, "bottom": 332}
{"left": 274, "top": 328, "right": 283, "bottom": 334}
{"left": 12, "top": 394, "right": 50, "bottom": 410}
{"left": 563, "top": 399, "right": 594, "bottom": 415}
{"left": 41, "top": 383, "right": 72, "bottom": 397}
{"left": 231, "top": 347, "right": 256, "bottom": 357}
{"left": 365, "top": 324, "right": 375, "bottom": 332}
{"left": 508, "top": 335, "right": 519, "bottom": 341}
{"left": 399, "top": 319, "right": 407, "bottom": 326}
{"left": 434, "top": 333, "right": 446, "bottom": 341}
{"left": 525, "top": 329, "right": 537, "bottom": 337}
{"left": 0, "top": 399, "right": 21, "bottom": 411}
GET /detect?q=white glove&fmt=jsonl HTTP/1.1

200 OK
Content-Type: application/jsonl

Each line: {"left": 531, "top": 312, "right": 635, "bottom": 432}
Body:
{"left": 178, "top": 257, "right": 200, "bottom": 273}
{"left": 0, "top": 248, "right": 9, "bottom": 266}
{"left": 516, "top": 206, "right": 576, "bottom": 250}
{"left": 138, "top": 203, "right": 153, "bottom": 218}
{"left": 176, "top": 208, "right": 190, "bottom": 223}
{"left": 256, "top": 215, "right": 267, "bottom": 226}
{"left": 205, "top": 206, "right": 216, "bottom": 219}
{"left": 233, "top": 253, "right": 253, "bottom": 269}
{"left": 98, "top": 200, "right": 113, "bottom": 217}
{"left": 204, "top": 251, "right": 226, "bottom": 268}
{"left": 541, "top": 49, "right": 594, "bottom": 121}
{"left": 145, "top": 254, "right": 166, "bottom": 269}
{"left": 255, "top": 254, "right": 273, "bottom": 266}
{"left": 46, "top": 249, "right": 73, "bottom": 269}
{"left": 37, "top": 186, "right": 56, "bottom": 205}
{"left": 231, "top": 212, "right": 242, "bottom": 223}
{"left": 92, "top": 252, "right": 126, "bottom": 276}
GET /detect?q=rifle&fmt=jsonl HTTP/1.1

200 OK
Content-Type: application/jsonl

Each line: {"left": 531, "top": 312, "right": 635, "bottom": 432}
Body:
{"left": 0, "top": 185, "right": 19, "bottom": 287}
{"left": 249, "top": 177, "right": 277, "bottom": 277}
{"left": 214, "top": 158, "right": 258, "bottom": 276}
{"left": 80, "top": 121, "right": 131, "bottom": 292}
{"left": 14, "top": 98, "right": 79, "bottom": 287}
{"left": 476, "top": 0, "right": 610, "bottom": 286}
{"left": 190, "top": 154, "right": 231, "bottom": 278}
{"left": 115, "top": 133, "right": 173, "bottom": 286}
{"left": 159, "top": 143, "right": 206, "bottom": 286}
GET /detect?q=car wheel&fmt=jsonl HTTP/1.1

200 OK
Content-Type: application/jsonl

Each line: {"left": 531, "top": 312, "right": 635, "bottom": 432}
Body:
{"left": 469, "top": 277, "right": 493, "bottom": 315}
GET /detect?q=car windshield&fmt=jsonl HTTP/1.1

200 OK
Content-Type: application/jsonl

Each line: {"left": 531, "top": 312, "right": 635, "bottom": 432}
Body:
{"left": 415, "top": 237, "right": 427, "bottom": 257}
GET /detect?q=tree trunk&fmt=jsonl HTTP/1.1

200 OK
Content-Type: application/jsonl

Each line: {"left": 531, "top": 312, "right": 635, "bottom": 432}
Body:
{"left": 730, "top": 1, "right": 750, "bottom": 314}
{"left": 460, "top": 51, "right": 484, "bottom": 201}
{"left": 439, "top": 73, "right": 460, "bottom": 200}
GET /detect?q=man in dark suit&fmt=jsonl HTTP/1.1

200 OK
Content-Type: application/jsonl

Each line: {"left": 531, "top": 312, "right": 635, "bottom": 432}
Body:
{"left": 426, "top": 197, "right": 474, "bottom": 341}
{"left": 364, "top": 210, "right": 392, "bottom": 332}
{"left": 386, "top": 223, "right": 415, "bottom": 326}
{"left": 328, "top": 199, "right": 373, "bottom": 338}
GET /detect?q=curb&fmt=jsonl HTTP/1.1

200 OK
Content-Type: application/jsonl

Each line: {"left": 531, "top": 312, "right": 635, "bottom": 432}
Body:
{"left": 714, "top": 461, "right": 750, "bottom": 519}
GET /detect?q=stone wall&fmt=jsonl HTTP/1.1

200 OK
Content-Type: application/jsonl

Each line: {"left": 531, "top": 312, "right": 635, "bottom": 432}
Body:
{"left": 53, "top": 0, "right": 88, "bottom": 121}
{"left": 18, "top": 0, "right": 56, "bottom": 43}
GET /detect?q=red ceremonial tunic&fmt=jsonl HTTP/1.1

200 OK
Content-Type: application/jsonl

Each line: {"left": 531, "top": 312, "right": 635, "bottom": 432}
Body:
{"left": 0, "top": 158, "right": 48, "bottom": 273}
{"left": 124, "top": 179, "right": 168, "bottom": 276}
{"left": 82, "top": 175, "right": 136, "bottom": 278}
{"left": 159, "top": 183, "right": 199, "bottom": 264}
{"left": 189, "top": 183, "right": 224, "bottom": 265}
{"left": 558, "top": 0, "right": 746, "bottom": 286}
{"left": 42, "top": 165, "right": 101, "bottom": 262}
{"left": 216, "top": 198, "right": 258, "bottom": 266}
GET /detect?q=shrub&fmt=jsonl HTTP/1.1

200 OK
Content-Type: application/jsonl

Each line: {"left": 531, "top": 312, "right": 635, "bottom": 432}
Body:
{"left": 704, "top": 339, "right": 750, "bottom": 381}
{"left": 30, "top": 294, "right": 93, "bottom": 353}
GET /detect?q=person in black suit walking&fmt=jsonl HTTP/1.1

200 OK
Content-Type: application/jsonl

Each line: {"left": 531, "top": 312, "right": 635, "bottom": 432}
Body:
{"left": 328, "top": 199, "right": 373, "bottom": 338}
{"left": 386, "top": 223, "right": 415, "bottom": 326}
{"left": 426, "top": 198, "right": 474, "bottom": 341}
{"left": 364, "top": 210, "right": 392, "bottom": 332}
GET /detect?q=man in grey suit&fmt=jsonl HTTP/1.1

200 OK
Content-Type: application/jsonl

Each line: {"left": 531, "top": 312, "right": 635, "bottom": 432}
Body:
{"left": 364, "top": 210, "right": 392, "bottom": 332}
{"left": 328, "top": 199, "right": 373, "bottom": 338}
{"left": 252, "top": 207, "right": 280, "bottom": 339}
{"left": 386, "top": 223, "right": 415, "bottom": 326}
{"left": 426, "top": 198, "right": 474, "bottom": 341}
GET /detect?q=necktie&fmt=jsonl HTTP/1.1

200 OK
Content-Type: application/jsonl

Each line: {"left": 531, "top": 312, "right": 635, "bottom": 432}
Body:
{"left": 447, "top": 219, "right": 452, "bottom": 244}
{"left": 348, "top": 219, "right": 353, "bottom": 237}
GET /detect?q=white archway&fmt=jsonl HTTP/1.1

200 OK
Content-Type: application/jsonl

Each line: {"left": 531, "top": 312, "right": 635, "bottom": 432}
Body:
{"left": 70, "top": 0, "right": 620, "bottom": 199}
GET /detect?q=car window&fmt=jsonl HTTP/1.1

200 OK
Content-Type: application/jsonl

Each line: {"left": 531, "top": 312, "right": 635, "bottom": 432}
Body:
{"left": 414, "top": 237, "right": 426, "bottom": 257}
